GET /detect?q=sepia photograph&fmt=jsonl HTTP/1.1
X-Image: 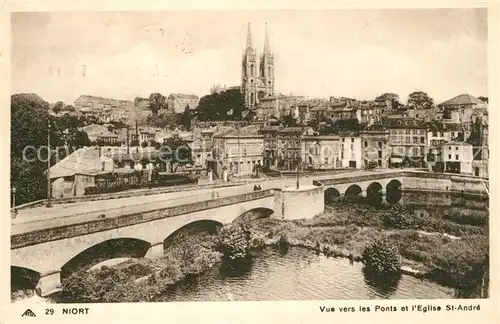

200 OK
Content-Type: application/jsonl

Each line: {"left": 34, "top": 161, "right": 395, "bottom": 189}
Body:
{"left": 9, "top": 8, "right": 490, "bottom": 307}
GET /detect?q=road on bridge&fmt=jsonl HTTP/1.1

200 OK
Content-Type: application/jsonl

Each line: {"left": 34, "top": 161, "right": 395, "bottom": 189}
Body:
{"left": 12, "top": 168, "right": 408, "bottom": 235}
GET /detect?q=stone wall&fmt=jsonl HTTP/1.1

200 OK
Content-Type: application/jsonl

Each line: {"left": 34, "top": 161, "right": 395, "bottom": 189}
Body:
{"left": 281, "top": 183, "right": 324, "bottom": 220}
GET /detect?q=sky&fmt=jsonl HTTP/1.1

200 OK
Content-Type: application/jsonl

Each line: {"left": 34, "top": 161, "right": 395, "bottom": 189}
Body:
{"left": 11, "top": 9, "right": 488, "bottom": 105}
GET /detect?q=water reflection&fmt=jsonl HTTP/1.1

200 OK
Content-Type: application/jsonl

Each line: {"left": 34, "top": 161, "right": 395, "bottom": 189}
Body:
{"left": 362, "top": 267, "right": 401, "bottom": 298}
{"left": 160, "top": 247, "right": 454, "bottom": 302}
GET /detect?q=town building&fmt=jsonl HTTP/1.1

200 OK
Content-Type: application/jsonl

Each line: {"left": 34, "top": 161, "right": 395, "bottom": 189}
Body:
{"left": 167, "top": 93, "right": 200, "bottom": 113}
{"left": 131, "top": 129, "right": 156, "bottom": 145}
{"left": 241, "top": 23, "right": 275, "bottom": 108}
{"left": 338, "top": 132, "right": 362, "bottom": 169}
{"left": 386, "top": 118, "right": 428, "bottom": 167}
{"left": 302, "top": 135, "right": 341, "bottom": 170}
{"left": 426, "top": 123, "right": 466, "bottom": 147}
{"left": 277, "top": 127, "right": 315, "bottom": 170}
{"left": 213, "top": 129, "right": 264, "bottom": 179}
{"left": 405, "top": 107, "right": 440, "bottom": 122}
{"left": 256, "top": 95, "right": 304, "bottom": 120}
{"left": 74, "top": 95, "right": 133, "bottom": 122}
{"left": 48, "top": 147, "right": 114, "bottom": 198}
{"left": 438, "top": 142, "right": 474, "bottom": 175}
{"left": 360, "top": 126, "right": 390, "bottom": 168}
{"left": 80, "top": 124, "right": 112, "bottom": 143}
{"left": 258, "top": 125, "right": 282, "bottom": 168}
{"left": 438, "top": 94, "right": 487, "bottom": 127}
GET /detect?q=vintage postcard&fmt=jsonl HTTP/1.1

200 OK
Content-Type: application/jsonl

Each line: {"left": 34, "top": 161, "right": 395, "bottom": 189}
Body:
{"left": 1, "top": 1, "right": 498, "bottom": 324}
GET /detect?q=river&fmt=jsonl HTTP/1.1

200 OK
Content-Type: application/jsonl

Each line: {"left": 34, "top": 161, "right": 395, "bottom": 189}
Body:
{"left": 158, "top": 248, "right": 454, "bottom": 302}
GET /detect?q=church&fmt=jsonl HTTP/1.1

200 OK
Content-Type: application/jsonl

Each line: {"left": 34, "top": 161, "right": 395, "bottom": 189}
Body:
{"left": 241, "top": 23, "right": 275, "bottom": 108}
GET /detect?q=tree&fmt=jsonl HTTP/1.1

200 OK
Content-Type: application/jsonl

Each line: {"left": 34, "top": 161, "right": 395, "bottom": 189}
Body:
{"left": 62, "top": 104, "right": 76, "bottom": 112}
{"left": 11, "top": 94, "right": 64, "bottom": 204}
{"left": 382, "top": 203, "right": 413, "bottom": 229}
{"left": 196, "top": 88, "right": 245, "bottom": 121}
{"left": 407, "top": 91, "right": 434, "bottom": 109}
{"left": 478, "top": 96, "right": 488, "bottom": 103}
{"left": 244, "top": 110, "right": 257, "bottom": 123}
{"left": 148, "top": 93, "right": 166, "bottom": 116}
{"left": 280, "top": 114, "right": 297, "bottom": 128}
{"left": 158, "top": 135, "right": 193, "bottom": 172}
{"left": 68, "top": 130, "right": 92, "bottom": 149}
{"left": 375, "top": 93, "right": 400, "bottom": 110}
{"left": 52, "top": 101, "right": 64, "bottom": 114}
{"left": 181, "top": 105, "right": 192, "bottom": 131}
{"left": 362, "top": 238, "right": 402, "bottom": 275}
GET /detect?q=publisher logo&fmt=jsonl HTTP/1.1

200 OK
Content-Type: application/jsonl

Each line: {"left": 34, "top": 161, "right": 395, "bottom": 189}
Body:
{"left": 21, "top": 309, "right": 36, "bottom": 317}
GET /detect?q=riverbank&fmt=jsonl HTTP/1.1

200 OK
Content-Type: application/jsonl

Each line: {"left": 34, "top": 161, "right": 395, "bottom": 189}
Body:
{"left": 50, "top": 200, "right": 488, "bottom": 303}
{"left": 254, "top": 202, "right": 488, "bottom": 297}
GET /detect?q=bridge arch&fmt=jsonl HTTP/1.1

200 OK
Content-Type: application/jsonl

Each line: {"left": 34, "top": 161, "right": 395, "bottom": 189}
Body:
{"left": 386, "top": 179, "right": 403, "bottom": 204}
{"left": 233, "top": 207, "right": 274, "bottom": 224}
{"left": 11, "top": 266, "right": 41, "bottom": 293}
{"left": 366, "top": 182, "right": 383, "bottom": 205}
{"left": 60, "top": 237, "right": 152, "bottom": 280}
{"left": 163, "top": 219, "right": 223, "bottom": 250}
{"left": 344, "top": 184, "right": 363, "bottom": 202}
{"left": 324, "top": 188, "right": 341, "bottom": 204}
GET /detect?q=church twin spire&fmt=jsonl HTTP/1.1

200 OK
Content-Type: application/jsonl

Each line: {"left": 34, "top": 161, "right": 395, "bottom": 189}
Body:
{"left": 245, "top": 22, "right": 271, "bottom": 55}
{"left": 241, "top": 22, "right": 275, "bottom": 108}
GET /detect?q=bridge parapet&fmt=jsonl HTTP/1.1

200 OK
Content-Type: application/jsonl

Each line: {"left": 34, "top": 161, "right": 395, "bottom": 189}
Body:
{"left": 12, "top": 189, "right": 275, "bottom": 249}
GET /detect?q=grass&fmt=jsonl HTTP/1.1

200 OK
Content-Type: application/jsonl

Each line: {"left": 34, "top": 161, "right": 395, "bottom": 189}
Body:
{"left": 257, "top": 200, "right": 489, "bottom": 294}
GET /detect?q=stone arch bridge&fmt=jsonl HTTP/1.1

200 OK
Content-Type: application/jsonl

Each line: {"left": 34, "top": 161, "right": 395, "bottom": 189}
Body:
{"left": 12, "top": 190, "right": 276, "bottom": 296}
{"left": 12, "top": 170, "right": 484, "bottom": 296}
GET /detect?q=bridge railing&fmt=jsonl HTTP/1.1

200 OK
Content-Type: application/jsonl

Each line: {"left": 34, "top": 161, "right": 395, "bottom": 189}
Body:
{"left": 11, "top": 189, "right": 275, "bottom": 249}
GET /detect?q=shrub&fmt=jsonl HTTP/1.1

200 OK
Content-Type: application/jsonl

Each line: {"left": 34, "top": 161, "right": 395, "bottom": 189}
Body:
{"left": 443, "top": 212, "right": 488, "bottom": 227}
{"left": 362, "top": 238, "right": 402, "bottom": 275}
{"left": 382, "top": 203, "right": 413, "bottom": 229}
{"left": 216, "top": 223, "right": 255, "bottom": 260}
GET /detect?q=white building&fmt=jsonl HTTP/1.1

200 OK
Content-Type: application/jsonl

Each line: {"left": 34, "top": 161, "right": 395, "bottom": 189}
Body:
{"left": 440, "top": 142, "right": 473, "bottom": 175}
{"left": 339, "top": 133, "right": 362, "bottom": 169}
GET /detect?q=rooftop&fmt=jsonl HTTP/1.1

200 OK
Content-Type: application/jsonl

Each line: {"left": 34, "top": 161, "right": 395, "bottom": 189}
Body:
{"left": 439, "top": 94, "right": 484, "bottom": 107}
{"left": 48, "top": 147, "right": 107, "bottom": 179}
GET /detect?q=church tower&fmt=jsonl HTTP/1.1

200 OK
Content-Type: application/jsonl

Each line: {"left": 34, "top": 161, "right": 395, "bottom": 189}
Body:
{"left": 259, "top": 23, "right": 275, "bottom": 98}
{"left": 241, "top": 23, "right": 275, "bottom": 108}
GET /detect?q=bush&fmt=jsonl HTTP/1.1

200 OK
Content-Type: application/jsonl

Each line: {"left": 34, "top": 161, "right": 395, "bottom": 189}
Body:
{"left": 362, "top": 238, "right": 402, "bottom": 275}
{"left": 443, "top": 212, "right": 488, "bottom": 227}
{"left": 382, "top": 203, "right": 412, "bottom": 229}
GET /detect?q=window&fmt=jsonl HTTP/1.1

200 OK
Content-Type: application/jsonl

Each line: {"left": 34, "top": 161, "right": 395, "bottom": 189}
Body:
{"left": 420, "top": 137, "right": 425, "bottom": 144}
{"left": 378, "top": 141, "right": 382, "bottom": 148}
{"left": 413, "top": 136, "right": 419, "bottom": 144}
{"left": 324, "top": 157, "right": 328, "bottom": 164}
{"left": 448, "top": 154, "right": 452, "bottom": 160}
{"left": 378, "top": 151, "right": 382, "bottom": 158}
{"left": 455, "top": 146, "right": 459, "bottom": 150}
{"left": 456, "top": 154, "right": 459, "bottom": 160}
{"left": 364, "top": 141, "right": 368, "bottom": 147}
{"left": 350, "top": 144, "right": 354, "bottom": 150}
{"left": 351, "top": 138, "right": 354, "bottom": 143}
